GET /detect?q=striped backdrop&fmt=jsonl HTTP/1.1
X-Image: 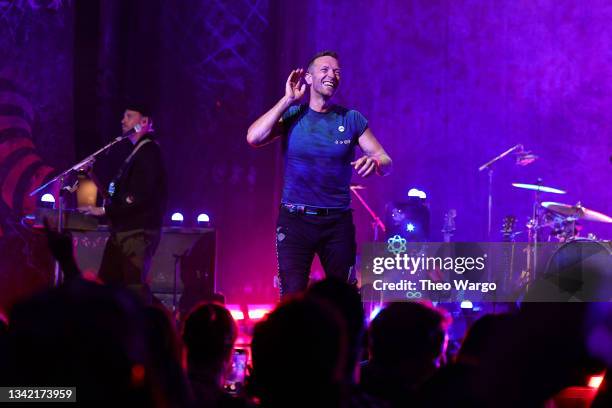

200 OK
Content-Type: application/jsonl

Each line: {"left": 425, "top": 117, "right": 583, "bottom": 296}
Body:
{"left": 0, "top": 78, "right": 55, "bottom": 236}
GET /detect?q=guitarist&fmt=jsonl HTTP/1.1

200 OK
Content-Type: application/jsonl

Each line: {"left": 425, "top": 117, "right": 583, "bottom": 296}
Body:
{"left": 80, "top": 102, "right": 167, "bottom": 303}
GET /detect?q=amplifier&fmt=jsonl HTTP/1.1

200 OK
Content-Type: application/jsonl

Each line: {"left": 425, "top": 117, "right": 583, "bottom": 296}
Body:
{"left": 71, "top": 227, "right": 216, "bottom": 313}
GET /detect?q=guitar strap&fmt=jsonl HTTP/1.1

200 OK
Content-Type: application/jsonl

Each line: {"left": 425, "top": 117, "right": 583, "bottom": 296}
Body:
{"left": 108, "top": 138, "right": 154, "bottom": 197}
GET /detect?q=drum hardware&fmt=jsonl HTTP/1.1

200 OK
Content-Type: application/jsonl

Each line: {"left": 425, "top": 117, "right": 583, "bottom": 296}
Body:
{"left": 543, "top": 239, "right": 612, "bottom": 301}
{"left": 505, "top": 179, "right": 612, "bottom": 293}
{"left": 511, "top": 183, "right": 566, "bottom": 195}
{"left": 512, "top": 179, "right": 568, "bottom": 285}
{"left": 548, "top": 216, "right": 580, "bottom": 243}
{"left": 541, "top": 201, "right": 612, "bottom": 224}
{"left": 545, "top": 238, "right": 612, "bottom": 272}
{"left": 478, "top": 144, "right": 537, "bottom": 238}
{"left": 538, "top": 201, "right": 612, "bottom": 242}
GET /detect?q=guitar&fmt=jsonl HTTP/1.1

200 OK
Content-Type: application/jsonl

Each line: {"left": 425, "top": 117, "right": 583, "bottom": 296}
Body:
{"left": 500, "top": 215, "right": 518, "bottom": 290}
{"left": 442, "top": 209, "right": 457, "bottom": 243}
{"left": 438, "top": 210, "right": 458, "bottom": 300}
{"left": 501, "top": 215, "right": 516, "bottom": 242}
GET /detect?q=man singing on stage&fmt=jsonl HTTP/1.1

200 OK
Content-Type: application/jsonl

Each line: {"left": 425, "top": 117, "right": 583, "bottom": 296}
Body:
{"left": 247, "top": 51, "right": 392, "bottom": 296}
{"left": 81, "top": 102, "right": 167, "bottom": 302}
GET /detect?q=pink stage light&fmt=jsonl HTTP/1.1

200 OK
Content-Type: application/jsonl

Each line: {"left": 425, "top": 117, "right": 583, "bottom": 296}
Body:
{"left": 226, "top": 304, "right": 273, "bottom": 321}
{"left": 247, "top": 306, "right": 273, "bottom": 320}
{"left": 588, "top": 373, "right": 605, "bottom": 389}
{"left": 226, "top": 305, "right": 245, "bottom": 320}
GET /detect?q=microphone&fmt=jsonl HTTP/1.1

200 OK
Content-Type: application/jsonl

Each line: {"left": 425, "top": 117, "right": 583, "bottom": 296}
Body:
{"left": 516, "top": 153, "right": 538, "bottom": 166}
{"left": 123, "top": 123, "right": 142, "bottom": 137}
{"left": 113, "top": 124, "right": 142, "bottom": 143}
{"left": 515, "top": 145, "right": 538, "bottom": 166}
{"left": 106, "top": 124, "right": 142, "bottom": 155}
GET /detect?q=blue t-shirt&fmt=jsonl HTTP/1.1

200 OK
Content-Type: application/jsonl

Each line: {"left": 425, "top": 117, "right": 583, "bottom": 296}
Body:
{"left": 280, "top": 104, "right": 368, "bottom": 208}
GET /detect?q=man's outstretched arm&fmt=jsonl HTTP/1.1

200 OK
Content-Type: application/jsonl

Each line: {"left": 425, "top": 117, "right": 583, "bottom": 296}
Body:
{"left": 352, "top": 128, "right": 393, "bottom": 177}
{"left": 247, "top": 68, "right": 306, "bottom": 147}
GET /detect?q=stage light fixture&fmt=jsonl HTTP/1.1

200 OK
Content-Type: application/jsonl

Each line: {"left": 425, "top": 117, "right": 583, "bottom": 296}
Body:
{"left": 226, "top": 304, "right": 273, "bottom": 321}
{"left": 247, "top": 305, "right": 273, "bottom": 320}
{"left": 408, "top": 188, "right": 427, "bottom": 199}
{"left": 40, "top": 193, "right": 55, "bottom": 208}
{"left": 171, "top": 212, "right": 184, "bottom": 226}
{"left": 460, "top": 300, "right": 473, "bottom": 309}
{"left": 229, "top": 309, "right": 245, "bottom": 321}
{"left": 385, "top": 198, "right": 430, "bottom": 242}
{"left": 197, "top": 213, "right": 210, "bottom": 226}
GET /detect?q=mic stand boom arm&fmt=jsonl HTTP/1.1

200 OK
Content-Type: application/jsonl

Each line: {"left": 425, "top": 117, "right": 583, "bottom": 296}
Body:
{"left": 477, "top": 144, "right": 523, "bottom": 239}
{"left": 29, "top": 136, "right": 126, "bottom": 198}
{"left": 28, "top": 136, "right": 126, "bottom": 286}
{"left": 478, "top": 144, "right": 523, "bottom": 172}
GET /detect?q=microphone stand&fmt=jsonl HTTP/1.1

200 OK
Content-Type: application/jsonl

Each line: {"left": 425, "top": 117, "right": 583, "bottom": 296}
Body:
{"left": 350, "top": 185, "right": 386, "bottom": 240}
{"left": 29, "top": 136, "right": 126, "bottom": 286}
{"left": 478, "top": 144, "right": 523, "bottom": 239}
{"left": 350, "top": 185, "right": 386, "bottom": 316}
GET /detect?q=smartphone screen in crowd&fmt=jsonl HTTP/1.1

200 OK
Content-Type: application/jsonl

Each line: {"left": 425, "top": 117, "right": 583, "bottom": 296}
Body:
{"left": 224, "top": 348, "right": 248, "bottom": 394}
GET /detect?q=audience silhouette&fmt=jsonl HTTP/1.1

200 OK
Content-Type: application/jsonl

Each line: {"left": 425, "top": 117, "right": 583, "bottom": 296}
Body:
{"left": 0, "top": 228, "right": 609, "bottom": 407}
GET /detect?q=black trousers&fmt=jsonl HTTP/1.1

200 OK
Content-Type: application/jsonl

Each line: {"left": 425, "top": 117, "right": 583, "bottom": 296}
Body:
{"left": 98, "top": 228, "right": 161, "bottom": 303}
{"left": 276, "top": 207, "right": 357, "bottom": 297}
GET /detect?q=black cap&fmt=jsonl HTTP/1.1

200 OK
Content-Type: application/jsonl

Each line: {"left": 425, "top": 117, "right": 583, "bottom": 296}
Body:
{"left": 124, "top": 98, "right": 153, "bottom": 118}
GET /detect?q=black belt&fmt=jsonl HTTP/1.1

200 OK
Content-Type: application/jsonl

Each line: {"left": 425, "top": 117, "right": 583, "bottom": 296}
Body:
{"left": 281, "top": 203, "right": 349, "bottom": 216}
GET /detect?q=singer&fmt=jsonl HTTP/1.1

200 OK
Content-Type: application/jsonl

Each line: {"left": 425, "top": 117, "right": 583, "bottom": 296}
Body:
{"left": 81, "top": 102, "right": 167, "bottom": 303}
{"left": 247, "top": 51, "right": 392, "bottom": 297}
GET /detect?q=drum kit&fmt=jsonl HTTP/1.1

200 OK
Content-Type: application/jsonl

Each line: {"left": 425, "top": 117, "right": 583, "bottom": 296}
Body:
{"left": 507, "top": 181, "right": 612, "bottom": 286}
{"left": 511, "top": 181, "right": 612, "bottom": 242}
{"left": 478, "top": 144, "right": 611, "bottom": 289}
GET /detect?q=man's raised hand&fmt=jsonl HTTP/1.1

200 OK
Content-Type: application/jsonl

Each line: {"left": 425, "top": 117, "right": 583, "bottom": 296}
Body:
{"left": 285, "top": 68, "right": 306, "bottom": 102}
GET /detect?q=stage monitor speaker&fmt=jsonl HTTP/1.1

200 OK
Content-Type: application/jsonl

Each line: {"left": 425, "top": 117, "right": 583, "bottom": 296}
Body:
{"left": 71, "top": 227, "right": 216, "bottom": 311}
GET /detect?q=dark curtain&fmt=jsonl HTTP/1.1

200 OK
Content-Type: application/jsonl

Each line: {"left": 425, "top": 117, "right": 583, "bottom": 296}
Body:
{"left": 74, "top": 0, "right": 280, "bottom": 304}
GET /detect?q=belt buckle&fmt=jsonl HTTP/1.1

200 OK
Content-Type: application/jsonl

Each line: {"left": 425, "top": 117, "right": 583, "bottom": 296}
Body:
{"left": 283, "top": 204, "right": 303, "bottom": 214}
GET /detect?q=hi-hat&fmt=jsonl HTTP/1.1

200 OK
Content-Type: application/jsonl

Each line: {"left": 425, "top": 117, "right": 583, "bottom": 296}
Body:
{"left": 512, "top": 183, "right": 566, "bottom": 194}
{"left": 542, "top": 201, "right": 612, "bottom": 223}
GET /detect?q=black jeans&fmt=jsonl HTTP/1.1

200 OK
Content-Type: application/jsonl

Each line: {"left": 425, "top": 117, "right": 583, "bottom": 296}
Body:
{"left": 99, "top": 228, "right": 161, "bottom": 303}
{"left": 276, "top": 207, "right": 357, "bottom": 297}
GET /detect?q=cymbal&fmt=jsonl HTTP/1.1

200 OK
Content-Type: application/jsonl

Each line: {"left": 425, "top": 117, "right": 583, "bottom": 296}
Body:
{"left": 512, "top": 183, "right": 566, "bottom": 194}
{"left": 541, "top": 201, "right": 612, "bottom": 223}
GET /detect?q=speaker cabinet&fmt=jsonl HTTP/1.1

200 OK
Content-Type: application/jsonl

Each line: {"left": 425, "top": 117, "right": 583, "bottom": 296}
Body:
{"left": 71, "top": 227, "right": 216, "bottom": 313}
